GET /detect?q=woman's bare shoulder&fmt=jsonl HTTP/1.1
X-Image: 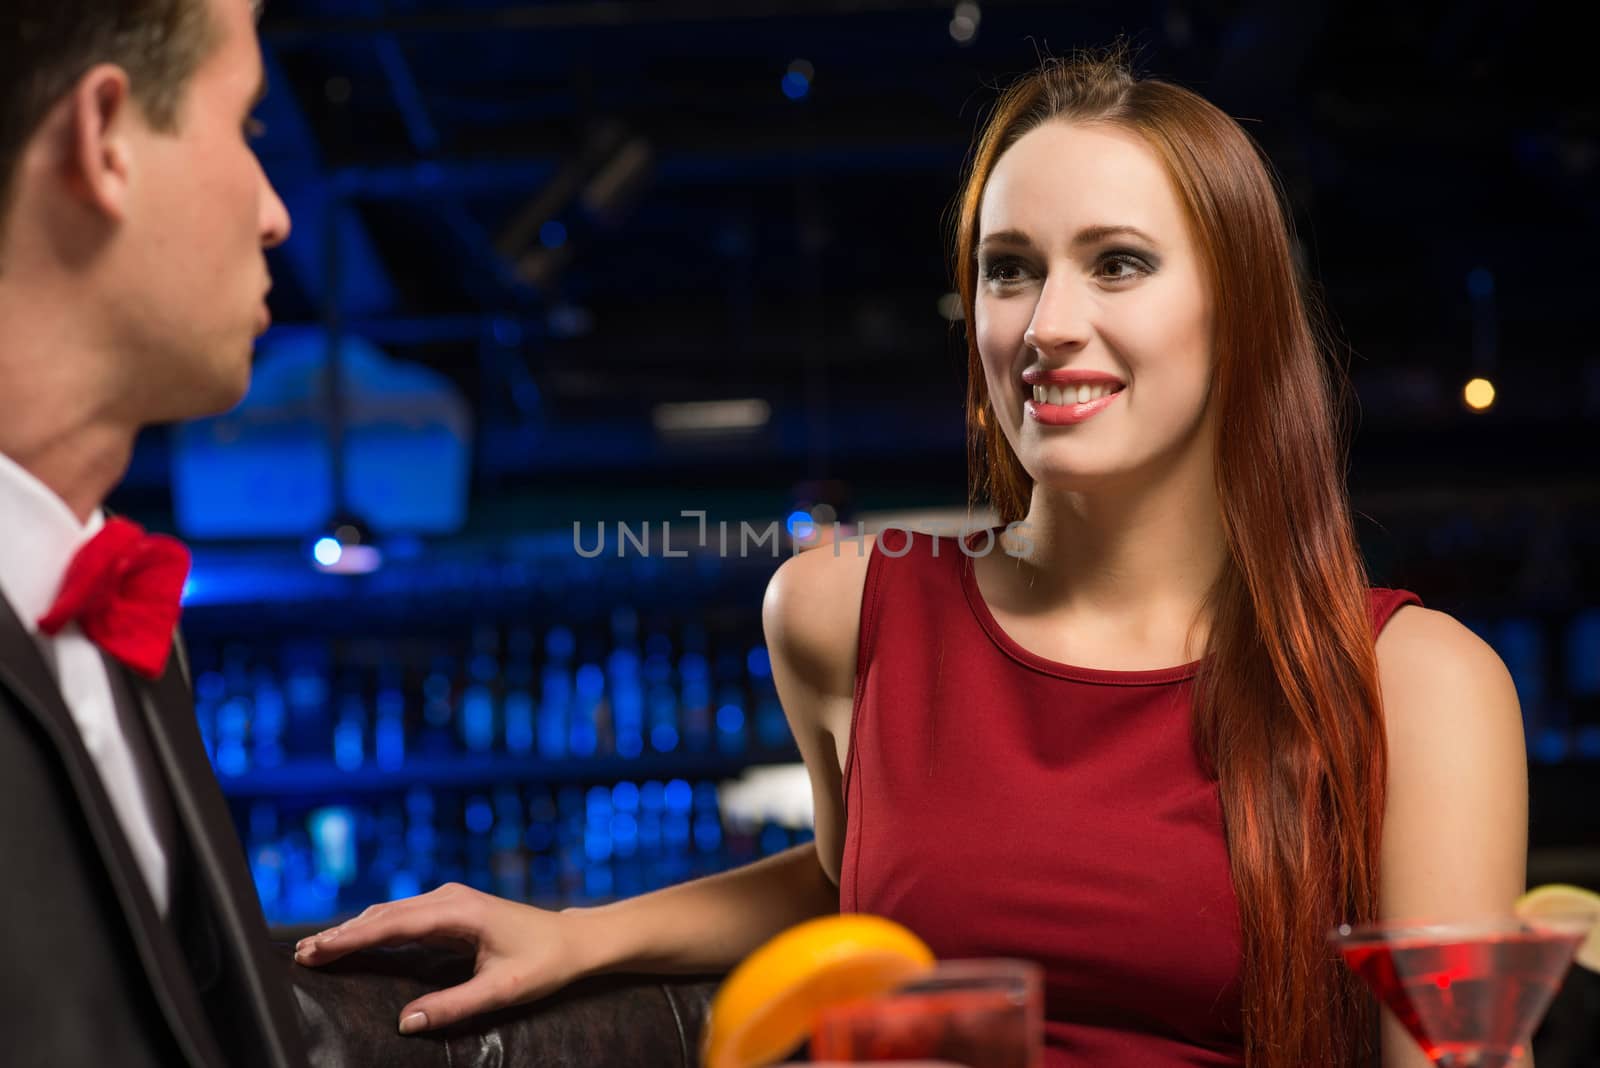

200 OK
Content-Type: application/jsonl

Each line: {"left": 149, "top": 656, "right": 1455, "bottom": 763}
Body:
{"left": 761, "top": 535, "right": 877, "bottom": 703}
{"left": 1374, "top": 604, "right": 1527, "bottom": 920}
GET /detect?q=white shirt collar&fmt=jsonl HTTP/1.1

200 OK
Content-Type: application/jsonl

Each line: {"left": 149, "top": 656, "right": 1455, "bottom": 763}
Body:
{"left": 0, "top": 450, "right": 105, "bottom": 632}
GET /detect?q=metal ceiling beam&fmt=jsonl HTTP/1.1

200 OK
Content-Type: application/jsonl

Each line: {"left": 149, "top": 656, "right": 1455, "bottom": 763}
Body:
{"left": 328, "top": 141, "right": 962, "bottom": 200}
{"left": 264, "top": 0, "right": 1008, "bottom": 39}
{"left": 258, "top": 46, "right": 398, "bottom": 317}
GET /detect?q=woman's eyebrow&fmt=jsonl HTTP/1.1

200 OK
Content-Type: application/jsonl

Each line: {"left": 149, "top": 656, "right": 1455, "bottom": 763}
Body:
{"left": 1071, "top": 224, "right": 1159, "bottom": 248}
{"left": 978, "top": 224, "right": 1161, "bottom": 253}
{"left": 977, "top": 229, "right": 1033, "bottom": 252}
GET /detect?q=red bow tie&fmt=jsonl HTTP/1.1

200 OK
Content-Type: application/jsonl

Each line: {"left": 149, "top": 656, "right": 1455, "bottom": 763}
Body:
{"left": 36, "top": 517, "right": 191, "bottom": 680}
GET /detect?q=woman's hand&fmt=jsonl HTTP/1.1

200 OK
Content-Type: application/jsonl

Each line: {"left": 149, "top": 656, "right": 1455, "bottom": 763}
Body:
{"left": 293, "top": 882, "right": 591, "bottom": 1034}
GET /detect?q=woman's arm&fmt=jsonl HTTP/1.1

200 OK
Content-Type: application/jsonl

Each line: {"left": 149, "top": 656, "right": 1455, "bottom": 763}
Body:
{"left": 293, "top": 541, "right": 873, "bottom": 1034}
{"left": 1375, "top": 605, "right": 1531, "bottom": 1068}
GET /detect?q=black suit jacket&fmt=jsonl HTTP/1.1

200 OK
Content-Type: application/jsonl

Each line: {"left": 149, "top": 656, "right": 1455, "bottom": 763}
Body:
{"left": 0, "top": 594, "right": 307, "bottom": 1067}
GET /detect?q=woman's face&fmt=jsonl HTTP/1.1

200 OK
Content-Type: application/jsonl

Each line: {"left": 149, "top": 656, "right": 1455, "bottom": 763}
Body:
{"left": 974, "top": 121, "right": 1215, "bottom": 494}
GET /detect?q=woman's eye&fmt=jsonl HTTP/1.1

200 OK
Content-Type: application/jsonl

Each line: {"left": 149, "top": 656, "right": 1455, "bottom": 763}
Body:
{"left": 1097, "top": 251, "right": 1152, "bottom": 282}
{"left": 982, "top": 257, "right": 1030, "bottom": 284}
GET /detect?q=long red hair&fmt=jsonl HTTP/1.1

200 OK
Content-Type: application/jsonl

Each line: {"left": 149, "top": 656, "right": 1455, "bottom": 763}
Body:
{"left": 953, "top": 48, "right": 1385, "bottom": 1066}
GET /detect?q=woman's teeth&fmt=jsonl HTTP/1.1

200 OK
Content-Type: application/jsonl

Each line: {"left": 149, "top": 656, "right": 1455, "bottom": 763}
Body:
{"left": 1031, "top": 383, "right": 1122, "bottom": 406}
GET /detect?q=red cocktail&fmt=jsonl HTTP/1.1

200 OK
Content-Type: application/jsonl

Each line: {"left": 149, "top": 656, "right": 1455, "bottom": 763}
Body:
{"left": 809, "top": 959, "right": 1042, "bottom": 1067}
{"left": 1330, "top": 915, "right": 1594, "bottom": 1067}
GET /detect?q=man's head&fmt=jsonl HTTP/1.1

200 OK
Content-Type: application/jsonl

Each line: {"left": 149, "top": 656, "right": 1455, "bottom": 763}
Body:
{"left": 0, "top": 0, "right": 291, "bottom": 422}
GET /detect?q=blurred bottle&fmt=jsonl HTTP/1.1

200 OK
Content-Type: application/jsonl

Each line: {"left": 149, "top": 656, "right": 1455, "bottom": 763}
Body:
{"left": 679, "top": 649, "right": 712, "bottom": 755}
{"left": 252, "top": 666, "right": 286, "bottom": 769}
{"left": 715, "top": 682, "right": 748, "bottom": 756}
{"left": 608, "top": 646, "right": 645, "bottom": 759}
{"left": 374, "top": 670, "right": 407, "bottom": 771}
{"left": 214, "top": 692, "right": 251, "bottom": 778}
{"left": 333, "top": 677, "right": 366, "bottom": 772}
{"left": 419, "top": 655, "right": 456, "bottom": 758}
{"left": 572, "top": 662, "right": 604, "bottom": 758}
{"left": 584, "top": 784, "right": 614, "bottom": 901}
{"left": 309, "top": 805, "right": 358, "bottom": 888}
{"left": 539, "top": 626, "right": 575, "bottom": 760}
{"left": 462, "top": 662, "right": 498, "bottom": 755}
{"left": 491, "top": 786, "right": 527, "bottom": 900}
{"left": 282, "top": 640, "right": 332, "bottom": 759}
{"left": 463, "top": 793, "right": 494, "bottom": 892}
{"left": 247, "top": 801, "right": 282, "bottom": 918}
{"left": 194, "top": 668, "right": 226, "bottom": 764}
{"left": 462, "top": 625, "right": 501, "bottom": 754}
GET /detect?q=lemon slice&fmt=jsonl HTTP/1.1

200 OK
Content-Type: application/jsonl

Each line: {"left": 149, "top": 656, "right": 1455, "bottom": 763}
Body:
{"left": 1515, "top": 883, "right": 1600, "bottom": 971}
{"left": 701, "top": 914, "right": 936, "bottom": 1068}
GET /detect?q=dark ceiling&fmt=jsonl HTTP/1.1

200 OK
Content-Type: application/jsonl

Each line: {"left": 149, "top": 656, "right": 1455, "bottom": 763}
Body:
{"left": 120, "top": 0, "right": 1598, "bottom": 522}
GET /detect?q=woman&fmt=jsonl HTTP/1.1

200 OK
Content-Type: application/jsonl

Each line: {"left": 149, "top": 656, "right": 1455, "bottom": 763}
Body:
{"left": 295, "top": 50, "right": 1528, "bottom": 1067}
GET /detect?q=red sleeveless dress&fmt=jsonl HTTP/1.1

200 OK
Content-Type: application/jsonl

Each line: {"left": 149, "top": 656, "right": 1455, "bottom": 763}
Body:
{"left": 838, "top": 526, "right": 1421, "bottom": 1066}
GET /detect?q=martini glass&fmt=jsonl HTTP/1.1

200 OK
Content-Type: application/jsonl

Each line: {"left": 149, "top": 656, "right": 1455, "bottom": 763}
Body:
{"left": 1330, "top": 914, "right": 1595, "bottom": 1067}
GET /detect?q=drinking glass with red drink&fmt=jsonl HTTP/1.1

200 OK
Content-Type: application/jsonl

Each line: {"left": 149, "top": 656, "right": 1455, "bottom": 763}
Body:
{"left": 808, "top": 958, "right": 1042, "bottom": 1067}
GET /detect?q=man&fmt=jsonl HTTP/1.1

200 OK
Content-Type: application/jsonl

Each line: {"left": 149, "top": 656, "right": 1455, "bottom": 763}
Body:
{"left": 0, "top": 1, "right": 304, "bottom": 1064}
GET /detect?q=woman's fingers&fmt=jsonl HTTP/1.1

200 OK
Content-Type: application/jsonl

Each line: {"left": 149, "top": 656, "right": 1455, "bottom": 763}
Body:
{"left": 295, "top": 883, "right": 485, "bottom": 965}
{"left": 395, "top": 963, "right": 548, "bottom": 1034}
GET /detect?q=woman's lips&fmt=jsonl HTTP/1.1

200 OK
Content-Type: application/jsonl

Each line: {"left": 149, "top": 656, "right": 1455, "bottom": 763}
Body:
{"left": 1024, "top": 386, "right": 1123, "bottom": 426}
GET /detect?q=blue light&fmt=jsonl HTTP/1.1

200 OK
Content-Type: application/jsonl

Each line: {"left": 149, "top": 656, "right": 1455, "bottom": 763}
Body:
{"left": 216, "top": 741, "right": 247, "bottom": 776}
{"left": 310, "top": 807, "right": 357, "bottom": 884}
{"left": 465, "top": 797, "right": 494, "bottom": 835}
{"left": 462, "top": 686, "right": 495, "bottom": 752}
{"left": 389, "top": 870, "right": 421, "bottom": 900}
{"left": 333, "top": 717, "right": 364, "bottom": 770}
{"left": 539, "top": 220, "right": 568, "bottom": 249}
{"left": 746, "top": 646, "right": 771, "bottom": 679}
{"left": 1467, "top": 267, "right": 1494, "bottom": 298}
{"left": 760, "top": 824, "right": 790, "bottom": 855}
{"left": 786, "top": 510, "right": 814, "bottom": 539}
{"left": 585, "top": 864, "right": 613, "bottom": 900}
{"left": 491, "top": 317, "right": 523, "bottom": 347}
{"left": 664, "top": 778, "right": 693, "bottom": 812}
{"left": 717, "top": 703, "right": 745, "bottom": 733}
{"left": 693, "top": 813, "right": 723, "bottom": 853}
{"left": 584, "top": 825, "right": 613, "bottom": 862}
{"left": 679, "top": 652, "right": 709, "bottom": 682}
{"left": 197, "top": 670, "right": 227, "bottom": 701}
{"left": 312, "top": 537, "right": 343, "bottom": 567}
{"left": 781, "top": 71, "right": 810, "bottom": 101}
{"left": 376, "top": 712, "right": 405, "bottom": 770}
{"left": 1532, "top": 728, "right": 1569, "bottom": 764}
{"left": 569, "top": 721, "right": 598, "bottom": 757}
{"left": 650, "top": 723, "right": 679, "bottom": 752}
{"left": 505, "top": 691, "right": 535, "bottom": 754}
{"left": 546, "top": 626, "right": 576, "bottom": 660}
{"left": 577, "top": 663, "right": 606, "bottom": 698}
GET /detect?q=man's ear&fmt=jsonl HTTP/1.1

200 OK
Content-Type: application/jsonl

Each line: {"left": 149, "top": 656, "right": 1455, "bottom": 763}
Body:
{"left": 62, "top": 64, "right": 139, "bottom": 223}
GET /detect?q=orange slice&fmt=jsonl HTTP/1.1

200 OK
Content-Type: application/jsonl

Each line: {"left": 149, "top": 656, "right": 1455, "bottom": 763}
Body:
{"left": 701, "top": 914, "right": 936, "bottom": 1068}
{"left": 1515, "top": 883, "right": 1600, "bottom": 971}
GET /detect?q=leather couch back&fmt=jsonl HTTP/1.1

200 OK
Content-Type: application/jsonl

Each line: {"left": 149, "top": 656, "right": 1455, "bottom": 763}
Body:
{"left": 278, "top": 943, "right": 719, "bottom": 1068}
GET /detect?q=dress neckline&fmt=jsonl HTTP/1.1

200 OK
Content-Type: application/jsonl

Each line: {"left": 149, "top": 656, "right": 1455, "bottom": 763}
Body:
{"left": 956, "top": 526, "right": 1205, "bottom": 686}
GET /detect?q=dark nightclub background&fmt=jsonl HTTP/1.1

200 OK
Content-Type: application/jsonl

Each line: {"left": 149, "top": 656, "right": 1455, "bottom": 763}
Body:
{"left": 105, "top": 0, "right": 1598, "bottom": 933}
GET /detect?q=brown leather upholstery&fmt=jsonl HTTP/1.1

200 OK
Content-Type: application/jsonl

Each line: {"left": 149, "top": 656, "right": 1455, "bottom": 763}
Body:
{"left": 276, "top": 943, "right": 719, "bottom": 1068}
